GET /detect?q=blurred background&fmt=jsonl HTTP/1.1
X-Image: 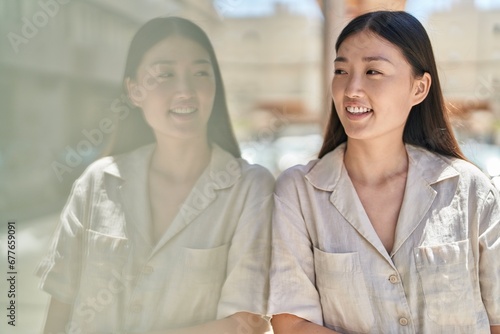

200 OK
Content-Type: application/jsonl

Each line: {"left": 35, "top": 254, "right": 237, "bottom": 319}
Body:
{"left": 0, "top": 0, "right": 499, "bottom": 332}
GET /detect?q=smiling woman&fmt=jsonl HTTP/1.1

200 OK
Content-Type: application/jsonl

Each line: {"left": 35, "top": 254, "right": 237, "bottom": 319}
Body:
{"left": 330, "top": 31, "right": 432, "bottom": 146}
{"left": 36, "top": 16, "right": 273, "bottom": 334}
{"left": 269, "top": 10, "right": 500, "bottom": 334}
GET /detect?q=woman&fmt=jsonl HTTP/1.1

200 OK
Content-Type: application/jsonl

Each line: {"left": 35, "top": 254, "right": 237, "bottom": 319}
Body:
{"left": 38, "top": 17, "right": 273, "bottom": 334}
{"left": 269, "top": 11, "right": 500, "bottom": 334}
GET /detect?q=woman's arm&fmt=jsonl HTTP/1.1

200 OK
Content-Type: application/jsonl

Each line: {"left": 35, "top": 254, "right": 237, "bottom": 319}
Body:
{"left": 272, "top": 313, "right": 339, "bottom": 334}
{"left": 478, "top": 190, "right": 500, "bottom": 330}
{"left": 38, "top": 180, "right": 88, "bottom": 334}
{"left": 147, "top": 312, "right": 269, "bottom": 334}
{"left": 42, "top": 297, "right": 72, "bottom": 334}
{"left": 269, "top": 171, "right": 326, "bottom": 326}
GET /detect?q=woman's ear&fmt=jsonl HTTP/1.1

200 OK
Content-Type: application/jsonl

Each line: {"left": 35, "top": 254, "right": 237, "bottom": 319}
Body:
{"left": 411, "top": 72, "right": 432, "bottom": 106}
{"left": 125, "top": 77, "right": 142, "bottom": 108}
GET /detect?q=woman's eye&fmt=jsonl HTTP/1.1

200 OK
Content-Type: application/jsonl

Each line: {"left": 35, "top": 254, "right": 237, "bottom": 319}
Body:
{"left": 334, "top": 69, "right": 347, "bottom": 75}
{"left": 158, "top": 72, "right": 174, "bottom": 78}
{"left": 366, "top": 70, "right": 381, "bottom": 75}
{"left": 194, "top": 71, "right": 210, "bottom": 77}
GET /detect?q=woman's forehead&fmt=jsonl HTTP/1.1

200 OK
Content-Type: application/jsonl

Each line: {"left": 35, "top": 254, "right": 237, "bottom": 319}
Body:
{"left": 141, "top": 35, "right": 211, "bottom": 65}
{"left": 337, "top": 31, "right": 405, "bottom": 62}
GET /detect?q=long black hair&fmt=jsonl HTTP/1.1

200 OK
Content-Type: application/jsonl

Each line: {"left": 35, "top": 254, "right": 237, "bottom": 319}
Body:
{"left": 319, "top": 11, "right": 465, "bottom": 160}
{"left": 121, "top": 16, "right": 240, "bottom": 157}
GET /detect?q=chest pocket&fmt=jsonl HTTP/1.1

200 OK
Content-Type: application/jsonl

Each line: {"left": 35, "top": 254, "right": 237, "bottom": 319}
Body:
{"left": 414, "top": 239, "right": 476, "bottom": 326}
{"left": 172, "top": 244, "right": 229, "bottom": 326}
{"left": 314, "top": 248, "right": 374, "bottom": 333}
{"left": 184, "top": 244, "right": 229, "bottom": 283}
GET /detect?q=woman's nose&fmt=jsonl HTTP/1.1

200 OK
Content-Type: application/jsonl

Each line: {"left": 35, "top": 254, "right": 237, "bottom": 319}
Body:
{"left": 175, "top": 75, "right": 195, "bottom": 97}
{"left": 344, "top": 75, "right": 364, "bottom": 98}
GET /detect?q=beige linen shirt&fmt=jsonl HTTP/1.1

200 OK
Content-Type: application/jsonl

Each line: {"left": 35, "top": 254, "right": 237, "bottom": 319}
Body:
{"left": 37, "top": 144, "right": 274, "bottom": 333}
{"left": 269, "top": 143, "right": 500, "bottom": 333}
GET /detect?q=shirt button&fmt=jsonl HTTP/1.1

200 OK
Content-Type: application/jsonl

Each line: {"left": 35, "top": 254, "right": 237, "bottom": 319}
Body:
{"left": 389, "top": 274, "right": 399, "bottom": 284}
{"left": 142, "top": 265, "right": 154, "bottom": 275}
{"left": 130, "top": 303, "right": 143, "bottom": 313}
{"left": 399, "top": 317, "right": 409, "bottom": 326}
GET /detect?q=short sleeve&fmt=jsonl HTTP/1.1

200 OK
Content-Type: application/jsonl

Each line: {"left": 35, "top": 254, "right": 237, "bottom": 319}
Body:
{"left": 36, "top": 180, "right": 87, "bottom": 304}
{"left": 478, "top": 189, "right": 500, "bottom": 325}
{"left": 217, "top": 167, "right": 274, "bottom": 319}
{"left": 268, "top": 172, "right": 323, "bottom": 325}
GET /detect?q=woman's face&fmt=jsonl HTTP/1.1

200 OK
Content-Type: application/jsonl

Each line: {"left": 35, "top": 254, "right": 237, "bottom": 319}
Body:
{"left": 127, "top": 35, "right": 216, "bottom": 142}
{"left": 331, "top": 30, "right": 429, "bottom": 143}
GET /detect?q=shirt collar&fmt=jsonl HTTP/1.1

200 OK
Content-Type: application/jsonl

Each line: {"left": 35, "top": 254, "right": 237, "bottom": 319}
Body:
{"left": 305, "top": 143, "right": 345, "bottom": 191}
{"left": 102, "top": 143, "right": 241, "bottom": 189}
{"left": 305, "top": 142, "right": 460, "bottom": 191}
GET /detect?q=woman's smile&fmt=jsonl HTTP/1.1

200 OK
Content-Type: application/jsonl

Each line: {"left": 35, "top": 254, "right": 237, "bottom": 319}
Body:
{"left": 344, "top": 104, "right": 374, "bottom": 120}
{"left": 169, "top": 107, "right": 197, "bottom": 115}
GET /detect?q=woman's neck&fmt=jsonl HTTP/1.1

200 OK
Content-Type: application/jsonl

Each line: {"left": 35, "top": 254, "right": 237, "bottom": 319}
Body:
{"left": 343, "top": 138, "right": 409, "bottom": 186}
{"left": 150, "top": 135, "right": 212, "bottom": 184}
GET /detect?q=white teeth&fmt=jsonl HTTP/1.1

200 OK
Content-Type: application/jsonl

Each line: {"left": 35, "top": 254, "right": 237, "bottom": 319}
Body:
{"left": 170, "top": 108, "right": 197, "bottom": 114}
{"left": 347, "top": 106, "right": 371, "bottom": 114}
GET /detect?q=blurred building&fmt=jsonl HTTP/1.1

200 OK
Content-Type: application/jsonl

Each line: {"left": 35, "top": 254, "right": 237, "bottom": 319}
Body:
{"left": 213, "top": 2, "right": 323, "bottom": 141}
{"left": 426, "top": 1, "right": 500, "bottom": 142}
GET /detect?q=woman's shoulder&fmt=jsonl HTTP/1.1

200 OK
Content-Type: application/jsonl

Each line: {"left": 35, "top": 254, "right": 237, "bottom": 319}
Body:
{"left": 274, "top": 159, "right": 321, "bottom": 195}
{"left": 77, "top": 144, "right": 154, "bottom": 183}
{"left": 237, "top": 158, "right": 276, "bottom": 193}
{"left": 276, "top": 144, "right": 345, "bottom": 190}
{"left": 277, "top": 160, "right": 318, "bottom": 182}
{"left": 448, "top": 156, "right": 497, "bottom": 192}
{"left": 212, "top": 144, "right": 274, "bottom": 183}
{"left": 211, "top": 145, "right": 275, "bottom": 193}
{"left": 412, "top": 145, "right": 497, "bottom": 193}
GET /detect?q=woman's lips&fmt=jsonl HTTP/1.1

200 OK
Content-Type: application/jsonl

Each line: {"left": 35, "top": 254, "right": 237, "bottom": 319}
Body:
{"left": 345, "top": 106, "right": 373, "bottom": 120}
{"left": 346, "top": 106, "right": 372, "bottom": 114}
{"left": 169, "top": 107, "right": 197, "bottom": 115}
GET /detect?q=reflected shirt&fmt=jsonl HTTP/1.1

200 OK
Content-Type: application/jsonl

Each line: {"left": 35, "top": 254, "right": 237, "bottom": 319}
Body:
{"left": 37, "top": 144, "right": 274, "bottom": 333}
{"left": 269, "top": 143, "right": 500, "bottom": 333}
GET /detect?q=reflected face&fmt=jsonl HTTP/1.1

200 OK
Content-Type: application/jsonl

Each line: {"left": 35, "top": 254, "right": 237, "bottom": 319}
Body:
{"left": 331, "top": 30, "right": 423, "bottom": 143}
{"left": 127, "top": 35, "right": 216, "bottom": 142}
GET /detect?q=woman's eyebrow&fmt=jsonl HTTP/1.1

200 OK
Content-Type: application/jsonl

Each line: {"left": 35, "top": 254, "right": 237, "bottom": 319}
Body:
{"left": 333, "top": 55, "right": 393, "bottom": 64}
{"left": 193, "top": 59, "right": 211, "bottom": 65}
{"left": 151, "top": 59, "right": 212, "bottom": 66}
{"left": 362, "top": 56, "right": 392, "bottom": 64}
{"left": 151, "top": 60, "right": 175, "bottom": 65}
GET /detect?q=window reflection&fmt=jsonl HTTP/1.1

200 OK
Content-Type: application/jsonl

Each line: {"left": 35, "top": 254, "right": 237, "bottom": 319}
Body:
{"left": 0, "top": 1, "right": 499, "bottom": 333}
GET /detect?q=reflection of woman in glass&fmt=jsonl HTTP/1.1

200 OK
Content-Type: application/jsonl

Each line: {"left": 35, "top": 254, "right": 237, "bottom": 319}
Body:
{"left": 38, "top": 17, "right": 273, "bottom": 334}
{"left": 269, "top": 11, "right": 500, "bottom": 334}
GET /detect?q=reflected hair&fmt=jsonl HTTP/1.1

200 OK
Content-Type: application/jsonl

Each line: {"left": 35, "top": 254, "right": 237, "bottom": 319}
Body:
{"left": 319, "top": 11, "right": 466, "bottom": 160}
{"left": 122, "top": 16, "right": 240, "bottom": 157}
